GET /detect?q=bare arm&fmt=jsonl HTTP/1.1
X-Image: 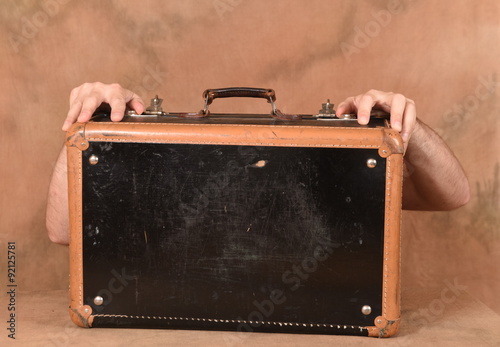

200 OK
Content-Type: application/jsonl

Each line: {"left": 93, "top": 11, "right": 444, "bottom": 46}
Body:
{"left": 400, "top": 119, "right": 470, "bottom": 210}
{"left": 336, "top": 89, "right": 470, "bottom": 211}
{"left": 46, "top": 146, "right": 70, "bottom": 244}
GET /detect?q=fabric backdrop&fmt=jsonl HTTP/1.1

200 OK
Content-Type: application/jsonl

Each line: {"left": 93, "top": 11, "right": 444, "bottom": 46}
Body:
{"left": 0, "top": 0, "right": 498, "bottom": 316}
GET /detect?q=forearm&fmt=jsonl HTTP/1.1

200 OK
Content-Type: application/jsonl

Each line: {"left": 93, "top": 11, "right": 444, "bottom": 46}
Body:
{"left": 46, "top": 146, "right": 70, "bottom": 245}
{"left": 402, "top": 119, "right": 470, "bottom": 210}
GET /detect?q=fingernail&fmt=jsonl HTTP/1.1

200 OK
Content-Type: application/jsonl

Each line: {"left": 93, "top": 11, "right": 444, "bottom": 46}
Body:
{"left": 357, "top": 117, "right": 369, "bottom": 125}
{"left": 401, "top": 132, "right": 409, "bottom": 142}
{"left": 392, "top": 121, "right": 402, "bottom": 132}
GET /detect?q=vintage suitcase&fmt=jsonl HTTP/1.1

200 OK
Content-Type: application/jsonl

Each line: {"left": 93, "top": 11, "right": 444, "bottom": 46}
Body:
{"left": 66, "top": 88, "right": 403, "bottom": 337}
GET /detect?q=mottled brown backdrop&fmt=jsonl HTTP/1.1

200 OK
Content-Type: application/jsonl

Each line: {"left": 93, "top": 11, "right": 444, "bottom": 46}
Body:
{"left": 0, "top": 0, "right": 499, "bottom": 316}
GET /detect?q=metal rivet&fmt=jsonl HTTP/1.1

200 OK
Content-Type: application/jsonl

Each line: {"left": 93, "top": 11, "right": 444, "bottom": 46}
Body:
{"left": 366, "top": 158, "right": 377, "bottom": 168}
{"left": 376, "top": 318, "right": 383, "bottom": 324}
{"left": 340, "top": 113, "right": 355, "bottom": 119}
{"left": 93, "top": 296, "right": 104, "bottom": 306}
{"left": 84, "top": 308, "right": 89, "bottom": 313}
{"left": 361, "top": 305, "right": 372, "bottom": 315}
{"left": 89, "top": 154, "right": 99, "bottom": 165}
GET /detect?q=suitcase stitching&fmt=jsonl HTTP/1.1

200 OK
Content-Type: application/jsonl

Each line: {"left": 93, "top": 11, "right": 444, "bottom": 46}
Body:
{"left": 91, "top": 313, "right": 369, "bottom": 331}
{"left": 84, "top": 139, "right": 382, "bottom": 148}
{"left": 76, "top": 150, "right": 84, "bottom": 306}
{"left": 383, "top": 155, "right": 392, "bottom": 317}
{"left": 88, "top": 122, "right": 382, "bottom": 130}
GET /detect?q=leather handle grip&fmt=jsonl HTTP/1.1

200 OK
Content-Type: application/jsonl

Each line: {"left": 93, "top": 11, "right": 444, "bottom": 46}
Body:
{"left": 202, "top": 87, "right": 276, "bottom": 105}
{"left": 198, "top": 87, "right": 299, "bottom": 120}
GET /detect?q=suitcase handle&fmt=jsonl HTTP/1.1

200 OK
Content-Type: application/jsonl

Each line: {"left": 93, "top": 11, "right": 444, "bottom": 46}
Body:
{"left": 199, "top": 87, "right": 301, "bottom": 120}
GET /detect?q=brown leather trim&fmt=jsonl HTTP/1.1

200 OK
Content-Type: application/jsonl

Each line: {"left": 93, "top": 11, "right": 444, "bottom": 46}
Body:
{"left": 66, "top": 123, "right": 89, "bottom": 150}
{"left": 67, "top": 144, "right": 92, "bottom": 328}
{"left": 367, "top": 152, "right": 403, "bottom": 337}
{"left": 69, "top": 305, "right": 93, "bottom": 328}
{"left": 384, "top": 153, "right": 403, "bottom": 323}
{"left": 82, "top": 122, "right": 402, "bottom": 152}
{"left": 382, "top": 128, "right": 404, "bottom": 155}
{"left": 367, "top": 318, "right": 400, "bottom": 337}
{"left": 368, "top": 154, "right": 403, "bottom": 337}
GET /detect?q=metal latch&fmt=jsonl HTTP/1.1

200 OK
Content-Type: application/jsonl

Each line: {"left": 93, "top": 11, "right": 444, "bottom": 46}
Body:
{"left": 126, "top": 95, "right": 168, "bottom": 116}
{"left": 316, "top": 99, "right": 336, "bottom": 118}
{"left": 315, "top": 99, "right": 359, "bottom": 119}
{"left": 144, "top": 95, "right": 165, "bottom": 115}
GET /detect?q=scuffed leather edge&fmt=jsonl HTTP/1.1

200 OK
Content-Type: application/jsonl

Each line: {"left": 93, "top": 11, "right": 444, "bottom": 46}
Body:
{"left": 367, "top": 151, "right": 403, "bottom": 337}
{"left": 69, "top": 305, "right": 93, "bottom": 328}
{"left": 367, "top": 317, "right": 401, "bottom": 337}
{"left": 67, "top": 128, "right": 93, "bottom": 328}
{"left": 82, "top": 122, "right": 393, "bottom": 149}
{"left": 379, "top": 128, "right": 404, "bottom": 158}
{"left": 66, "top": 122, "right": 89, "bottom": 150}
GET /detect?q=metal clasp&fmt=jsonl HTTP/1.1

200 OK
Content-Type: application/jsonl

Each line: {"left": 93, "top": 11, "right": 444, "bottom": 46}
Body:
{"left": 144, "top": 95, "right": 167, "bottom": 115}
{"left": 315, "top": 99, "right": 337, "bottom": 118}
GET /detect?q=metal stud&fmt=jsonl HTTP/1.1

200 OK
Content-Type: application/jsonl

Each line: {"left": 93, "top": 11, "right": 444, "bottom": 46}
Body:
{"left": 93, "top": 296, "right": 104, "bottom": 306}
{"left": 89, "top": 154, "right": 99, "bottom": 165}
{"left": 366, "top": 158, "right": 377, "bottom": 168}
{"left": 340, "top": 113, "right": 355, "bottom": 119}
{"left": 361, "top": 305, "right": 372, "bottom": 315}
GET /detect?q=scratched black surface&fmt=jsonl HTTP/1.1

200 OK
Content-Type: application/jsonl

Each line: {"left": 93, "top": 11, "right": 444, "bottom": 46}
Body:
{"left": 82, "top": 142, "right": 386, "bottom": 332}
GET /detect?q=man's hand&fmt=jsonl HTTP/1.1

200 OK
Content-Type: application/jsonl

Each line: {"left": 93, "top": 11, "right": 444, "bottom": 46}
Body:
{"left": 49, "top": 83, "right": 145, "bottom": 244}
{"left": 336, "top": 89, "right": 416, "bottom": 151}
{"left": 336, "top": 89, "right": 469, "bottom": 211}
{"left": 62, "top": 82, "right": 145, "bottom": 131}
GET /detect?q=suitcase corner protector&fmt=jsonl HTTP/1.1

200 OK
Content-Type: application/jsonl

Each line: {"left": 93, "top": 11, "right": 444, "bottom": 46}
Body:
{"left": 69, "top": 304, "right": 94, "bottom": 328}
{"left": 367, "top": 316, "right": 400, "bottom": 338}
{"left": 65, "top": 122, "right": 89, "bottom": 150}
{"left": 380, "top": 128, "right": 404, "bottom": 157}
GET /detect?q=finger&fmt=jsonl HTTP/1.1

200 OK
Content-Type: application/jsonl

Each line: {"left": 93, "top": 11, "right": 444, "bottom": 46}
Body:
{"left": 69, "top": 86, "right": 80, "bottom": 105}
{"left": 401, "top": 99, "right": 417, "bottom": 144}
{"left": 108, "top": 91, "right": 144, "bottom": 121}
{"left": 389, "top": 93, "right": 406, "bottom": 132}
{"left": 109, "top": 97, "right": 127, "bottom": 122}
{"left": 336, "top": 97, "right": 357, "bottom": 116}
{"left": 77, "top": 95, "right": 102, "bottom": 123}
{"left": 63, "top": 84, "right": 97, "bottom": 130}
{"left": 63, "top": 87, "right": 85, "bottom": 131}
{"left": 128, "top": 96, "right": 145, "bottom": 114}
{"left": 62, "top": 100, "right": 83, "bottom": 131}
{"left": 356, "top": 94, "right": 376, "bottom": 125}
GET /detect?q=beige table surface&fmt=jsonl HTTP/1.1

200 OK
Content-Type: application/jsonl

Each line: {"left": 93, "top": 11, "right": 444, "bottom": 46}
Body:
{"left": 1, "top": 287, "right": 499, "bottom": 347}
